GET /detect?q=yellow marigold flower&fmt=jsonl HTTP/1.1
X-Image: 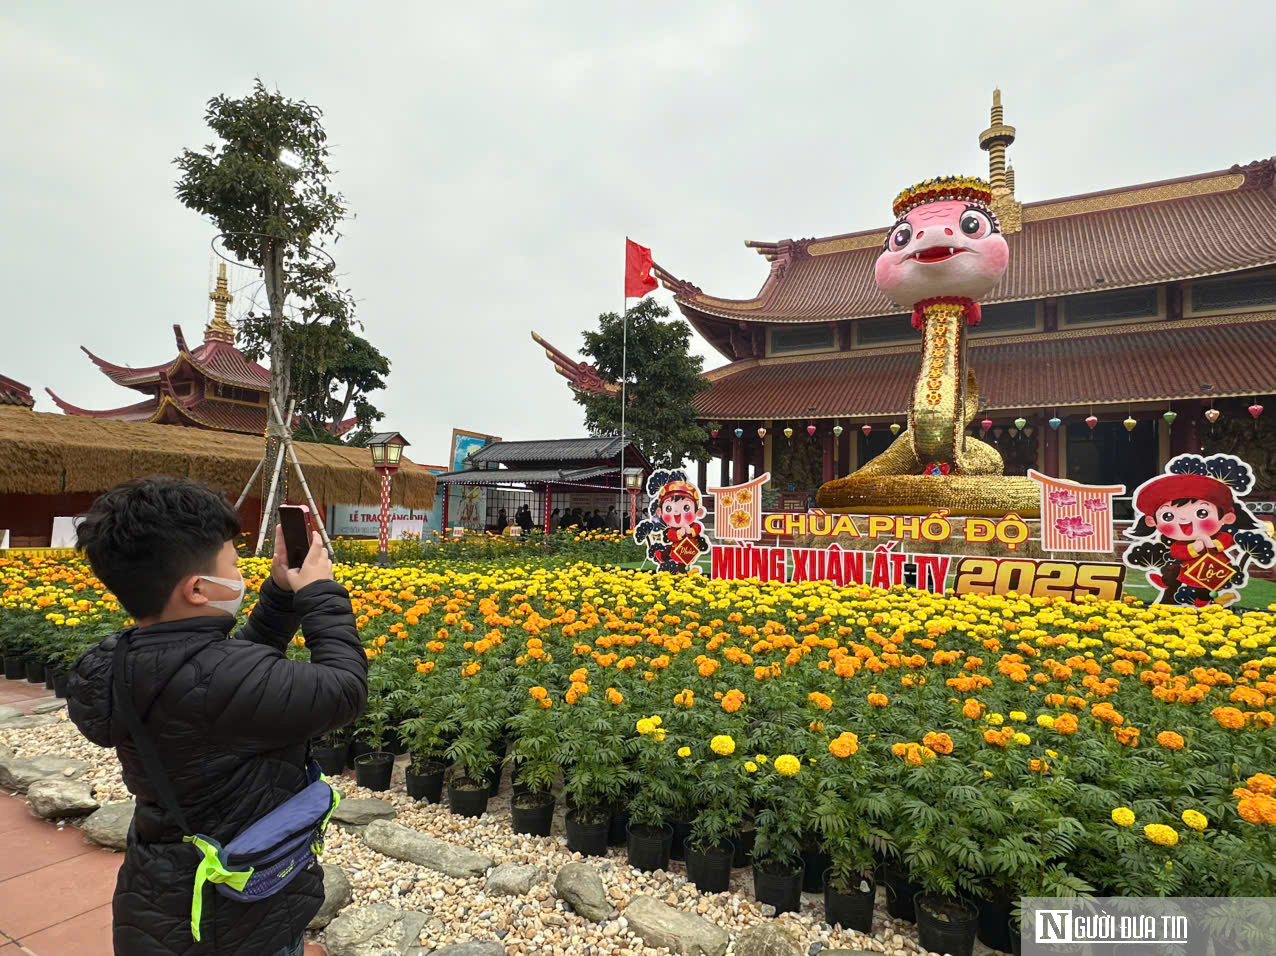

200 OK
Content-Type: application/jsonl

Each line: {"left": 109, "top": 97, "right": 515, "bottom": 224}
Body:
{"left": 652, "top": 728, "right": 666, "bottom": 742}
{"left": 1181, "top": 810, "right": 1208, "bottom": 831}
{"left": 745, "top": 761, "right": 758, "bottom": 773}
{"left": 1112, "top": 807, "right": 1136, "bottom": 827}
{"left": 677, "top": 747, "right": 691, "bottom": 758}
{"left": 1144, "top": 824, "right": 1179, "bottom": 846}
{"left": 710, "top": 734, "right": 736, "bottom": 756}
{"left": 774, "top": 754, "right": 801, "bottom": 776}
{"left": 636, "top": 718, "right": 654, "bottom": 735}
{"left": 1013, "top": 732, "right": 1031, "bottom": 746}
{"left": 1036, "top": 714, "right": 1055, "bottom": 729}
{"left": 755, "top": 754, "right": 768, "bottom": 764}
{"left": 987, "top": 713, "right": 1004, "bottom": 726}
{"left": 1010, "top": 711, "right": 1027, "bottom": 722}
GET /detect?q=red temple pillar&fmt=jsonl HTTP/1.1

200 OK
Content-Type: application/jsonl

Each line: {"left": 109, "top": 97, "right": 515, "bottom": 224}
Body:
{"left": 719, "top": 450, "right": 730, "bottom": 487}
{"left": 837, "top": 430, "right": 852, "bottom": 477}
{"left": 732, "top": 432, "right": 746, "bottom": 485}
{"left": 440, "top": 486, "right": 450, "bottom": 535}
{"left": 1178, "top": 401, "right": 1202, "bottom": 455}
{"left": 543, "top": 484, "right": 553, "bottom": 531}
{"left": 1042, "top": 409, "right": 1059, "bottom": 477}
{"left": 822, "top": 429, "right": 834, "bottom": 484}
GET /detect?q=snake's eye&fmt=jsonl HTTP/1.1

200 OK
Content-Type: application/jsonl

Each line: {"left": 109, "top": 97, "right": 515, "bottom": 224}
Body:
{"left": 959, "top": 209, "right": 993, "bottom": 239}
{"left": 890, "top": 223, "right": 912, "bottom": 250}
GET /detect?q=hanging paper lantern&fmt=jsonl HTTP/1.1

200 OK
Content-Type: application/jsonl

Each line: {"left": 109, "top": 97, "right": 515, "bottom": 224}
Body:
{"left": 1249, "top": 403, "right": 1264, "bottom": 419}
{"left": 861, "top": 424, "right": 872, "bottom": 436}
{"left": 1085, "top": 415, "right": 1098, "bottom": 430}
{"left": 890, "top": 423, "right": 902, "bottom": 436}
{"left": 806, "top": 424, "right": 817, "bottom": 437}
{"left": 1123, "top": 416, "right": 1137, "bottom": 433}
{"left": 757, "top": 427, "right": 767, "bottom": 439}
{"left": 783, "top": 426, "right": 794, "bottom": 440}
{"left": 734, "top": 427, "right": 743, "bottom": 439}
{"left": 1205, "top": 408, "right": 1221, "bottom": 423}
{"left": 980, "top": 418, "right": 993, "bottom": 432}
{"left": 1048, "top": 416, "right": 1062, "bottom": 430}
{"left": 1013, "top": 417, "right": 1027, "bottom": 431}
{"left": 1162, "top": 411, "right": 1177, "bottom": 426}
{"left": 832, "top": 424, "right": 843, "bottom": 438}
{"left": 710, "top": 428, "right": 719, "bottom": 439}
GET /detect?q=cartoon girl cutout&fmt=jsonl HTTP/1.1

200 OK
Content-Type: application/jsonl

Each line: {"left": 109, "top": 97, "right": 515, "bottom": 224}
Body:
{"left": 1124, "top": 453, "right": 1275, "bottom": 607}
{"left": 633, "top": 469, "right": 711, "bottom": 574}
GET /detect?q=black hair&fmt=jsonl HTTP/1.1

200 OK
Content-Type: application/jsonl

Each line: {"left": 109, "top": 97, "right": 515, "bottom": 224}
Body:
{"left": 76, "top": 477, "right": 241, "bottom": 619}
{"left": 1126, "top": 496, "right": 1262, "bottom": 539}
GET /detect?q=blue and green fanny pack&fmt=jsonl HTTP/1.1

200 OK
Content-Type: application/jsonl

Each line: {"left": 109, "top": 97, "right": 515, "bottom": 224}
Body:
{"left": 112, "top": 632, "right": 341, "bottom": 942}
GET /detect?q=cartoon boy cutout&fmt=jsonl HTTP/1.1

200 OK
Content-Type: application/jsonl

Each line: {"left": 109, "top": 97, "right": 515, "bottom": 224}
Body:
{"left": 633, "top": 470, "right": 711, "bottom": 574}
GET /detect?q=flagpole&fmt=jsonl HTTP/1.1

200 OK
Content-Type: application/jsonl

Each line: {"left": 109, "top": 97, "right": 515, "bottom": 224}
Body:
{"left": 619, "top": 236, "right": 629, "bottom": 530}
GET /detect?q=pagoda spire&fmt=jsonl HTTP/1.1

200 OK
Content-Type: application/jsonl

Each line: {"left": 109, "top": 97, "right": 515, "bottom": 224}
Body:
{"left": 978, "top": 89, "right": 1022, "bottom": 233}
{"left": 206, "top": 263, "right": 236, "bottom": 343}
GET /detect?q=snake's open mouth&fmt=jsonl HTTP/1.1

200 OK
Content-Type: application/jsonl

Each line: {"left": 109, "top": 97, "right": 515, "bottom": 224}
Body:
{"left": 910, "top": 246, "right": 967, "bottom": 263}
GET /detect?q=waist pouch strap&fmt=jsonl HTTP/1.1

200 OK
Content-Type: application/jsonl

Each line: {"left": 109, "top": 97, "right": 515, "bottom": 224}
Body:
{"left": 313, "top": 785, "right": 342, "bottom": 855}
{"left": 184, "top": 835, "right": 253, "bottom": 943}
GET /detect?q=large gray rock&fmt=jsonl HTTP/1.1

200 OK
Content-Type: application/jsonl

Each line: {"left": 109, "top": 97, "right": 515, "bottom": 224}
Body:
{"left": 32, "top": 699, "right": 68, "bottom": 715}
{"left": 486, "top": 861, "right": 546, "bottom": 896}
{"left": 735, "top": 923, "right": 803, "bottom": 956}
{"left": 0, "top": 705, "right": 20, "bottom": 721}
{"left": 362, "top": 819, "right": 492, "bottom": 878}
{"left": 554, "top": 863, "right": 609, "bottom": 922}
{"left": 308, "top": 863, "right": 354, "bottom": 929}
{"left": 624, "top": 895, "right": 729, "bottom": 956}
{"left": 27, "top": 779, "right": 99, "bottom": 819}
{"left": 430, "top": 944, "right": 507, "bottom": 956}
{"left": 820, "top": 951, "right": 876, "bottom": 956}
{"left": 0, "top": 756, "right": 89, "bottom": 793}
{"left": 82, "top": 800, "right": 134, "bottom": 849}
{"left": 0, "top": 714, "right": 59, "bottom": 730}
{"left": 323, "top": 903, "right": 428, "bottom": 956}
{"left": 332, "top": 797, "right": 397, "bottom": 826}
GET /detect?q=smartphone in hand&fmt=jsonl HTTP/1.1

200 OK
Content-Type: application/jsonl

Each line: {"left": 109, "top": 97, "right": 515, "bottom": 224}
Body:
{"left": 278, "top": 505, "right": 315, "bottom": 569}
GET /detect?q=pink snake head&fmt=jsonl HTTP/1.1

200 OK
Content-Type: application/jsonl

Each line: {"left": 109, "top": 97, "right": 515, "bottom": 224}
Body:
{"left": 874, "top": 200, "right": 1010, "bottom": 308}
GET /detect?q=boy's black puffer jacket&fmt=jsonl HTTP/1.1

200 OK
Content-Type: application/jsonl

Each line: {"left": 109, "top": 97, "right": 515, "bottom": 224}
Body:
{"left": 67, "top": 578, "right": 368, "bottom": 955}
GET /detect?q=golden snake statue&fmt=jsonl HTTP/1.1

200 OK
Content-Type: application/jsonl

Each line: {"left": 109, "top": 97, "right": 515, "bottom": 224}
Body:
{"left": 816, "top": 176, "right": 1040, "bottom": 517}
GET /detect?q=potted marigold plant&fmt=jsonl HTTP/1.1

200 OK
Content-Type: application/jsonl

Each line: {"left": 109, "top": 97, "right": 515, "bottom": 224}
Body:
{"left": 352, "top": 690, "right": 393, "bottom": 791}
{"left": 397, "top": 681, "right": 456, "bottom": 804}
{"left": 625, "top": 715, "right": 677, "bottom": 872}
{"left": 685, "top": 734, "right": 749, "bottom": 893}
{"left": 445, "top": 662, "right": 502, "bottom": 818}
{"left": 507, "top": 681, "right": 561, "bottom": 836}
{"left": 751, "top": 752, "right": 808, "bottom": 915}
{"left": 560, "top": 685, "right": 632, "bottom": 856}
{"left": 816, "top": 731, "right": 884, "bottom": 933}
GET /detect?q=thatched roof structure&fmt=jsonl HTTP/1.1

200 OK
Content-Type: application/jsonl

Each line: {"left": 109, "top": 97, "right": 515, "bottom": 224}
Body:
{"left": 0, "top": 407, "right": 434, "bottom": 509}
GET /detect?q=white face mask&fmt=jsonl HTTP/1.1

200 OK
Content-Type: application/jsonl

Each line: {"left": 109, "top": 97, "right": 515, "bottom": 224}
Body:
{"left": 199, "top": 574, "right": 245, "bottom": 617}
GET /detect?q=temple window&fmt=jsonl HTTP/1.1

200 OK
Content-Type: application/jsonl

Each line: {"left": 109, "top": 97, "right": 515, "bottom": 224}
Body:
{"left": 970, "top": 300, "right": 1040, "bottom": 336}
{"left": 1061, "top": 287, "right": 1160, "bottom": 327}
{"left": 1187, "top": 269, "right": 1276, "bottom": 316}
{"left": 767, "top": 324, "right": 836, "bottom": 356}
{"left": 854, "top": 315, "right": 915, "bottom": 347}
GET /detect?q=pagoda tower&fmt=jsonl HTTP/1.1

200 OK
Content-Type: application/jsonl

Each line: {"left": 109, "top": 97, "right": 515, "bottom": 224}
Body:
{"left": 47, "top": 265, "right": 274, "bottom": 434}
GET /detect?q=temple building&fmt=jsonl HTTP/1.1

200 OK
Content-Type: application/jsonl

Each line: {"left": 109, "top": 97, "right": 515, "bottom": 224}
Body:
{"left": 542, "top": 92, "right": 1276, "bottom": 503}
{"left": 0, "top": 376, "right": 34, "bottom": 409}
{"left": 44, "top": 264, "right": 345, "bottom": 436}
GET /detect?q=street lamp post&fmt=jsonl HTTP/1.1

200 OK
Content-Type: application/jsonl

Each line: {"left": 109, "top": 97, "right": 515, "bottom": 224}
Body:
{"left": 623, "top": 467, "right": 644, "bottom": 535}
{"left": 367, "top": 432, "right": 410, "bottom": 566}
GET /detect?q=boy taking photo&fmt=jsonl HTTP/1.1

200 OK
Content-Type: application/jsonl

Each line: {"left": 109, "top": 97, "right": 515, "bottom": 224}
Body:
{"left": 67, "top": 477, "right": 368, "bottom": 955}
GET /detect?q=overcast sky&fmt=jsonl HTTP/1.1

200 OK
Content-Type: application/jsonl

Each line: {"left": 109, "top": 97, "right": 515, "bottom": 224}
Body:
{"left": 3, "top": 1, "right": 1273, "bottom": 467}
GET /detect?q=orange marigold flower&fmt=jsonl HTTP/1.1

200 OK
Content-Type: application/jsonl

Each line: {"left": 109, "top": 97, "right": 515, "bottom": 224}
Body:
{"left": 1246, "top": 773, "right": 1276, "bottom": 795}
{"left": 1211, "top": 706, "right": 1247, "bottom": 730}
{"left": 606, "top": 688, "right": 624, "bottom": 705}
{"left": 721, "top": 689, "right": 745, "bottom": 714}
{"left": 867, "top": 693, "right": 889, "bottom": 708}
{"left": 1114, "top": 726, "right": 1141, "bottom": 747}
{"left": 1029, "top": 759, "right": 1050, "bottom": 773}
{"left": 808, "top": 692, "right": 833, "bottom": 711}
{"left": 1238, "top": 793, "right": 1276, "bottom": 825}
{"left": 962, "top": 698, "right": 984, "bottom": 720}
{"left": 922, "top": 731, "right": 954, "bottom": 755}
{"left": 828, "top": 733, "right": 859, "bottom": 758}
{"left": 1156, "top": 731, "right": 1185, "bottom": 751}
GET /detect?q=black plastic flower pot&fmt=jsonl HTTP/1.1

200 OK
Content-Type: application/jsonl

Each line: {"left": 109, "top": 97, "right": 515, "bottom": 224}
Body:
{"left": 915, "top": 894, "right": 978, "bottom": 956}
{"left": 405, "top": 761, "right": 446, "bottom": 803}
{"left": 607, "top": 805, "right": 630, "bottom": 847}
{"left": 1009, "top": 919, "right": 1022, "bottom": 956}
{"left": 686, "top": 841, "right": 734, "bottom": 893}
{"left": 24, "top": 658, "right": 45, "bottom": 684}
{"left": 732, "top": 825, "right": 756, "bottom": 868}
{"left": 881, "top": 864, "right": 920, "bottom": 923}
{"left": 43, "top": 667, "right": 54, "bottom": 690}
{"left": 448, "top": 777, "right": 491, "bottom": 818}
{"left": 347, "top": 738, "right": 375, "bottom": 769}
{"left": 312, "top": 740, "right": 349, "bottom": 777}
{"left": 4, "top": 655, "right": 26, "bottom": 681}
{"left": 801, "top": 842, "right": 830, "bottom": 893}
{"left": 752, "top": 862, "right": 803, "bottom": 915}
{"left": 511, "top": 792, "right": 555, "bottom": 837}
{"left": 53, "top": 671, "right": 69, "bottom": 698}
{"left": 565, "top": 808, "right": 609, "bottom": 857}
{"left": 353, "top": 751, "right": 394, "bottom": 792}
{"left": 627, "top": 823, "right": 673, "bottom": 873}
{"left": 670, "top": 818, "right": 693, "bottom": 862}
{"left": 976, "top": 891, "right": 1015, "bottom": 952}
{"left": 823, "top": 870, "right": 875, "bottom": 934}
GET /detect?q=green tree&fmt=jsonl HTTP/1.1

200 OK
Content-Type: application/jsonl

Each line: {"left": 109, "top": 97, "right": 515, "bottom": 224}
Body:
{"left": 575, "top": 298, "right": 710, "bottom": 469}
{"left": 174, "top": 79, "right": 353, "bottom": 534}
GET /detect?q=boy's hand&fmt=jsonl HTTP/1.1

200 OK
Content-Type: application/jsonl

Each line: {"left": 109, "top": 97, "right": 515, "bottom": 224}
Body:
{"left": 285, "top": 532, "right": 334, "bottom": 593}
{"left": 270, "top": 526, "right": 293, "bottom": 591}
